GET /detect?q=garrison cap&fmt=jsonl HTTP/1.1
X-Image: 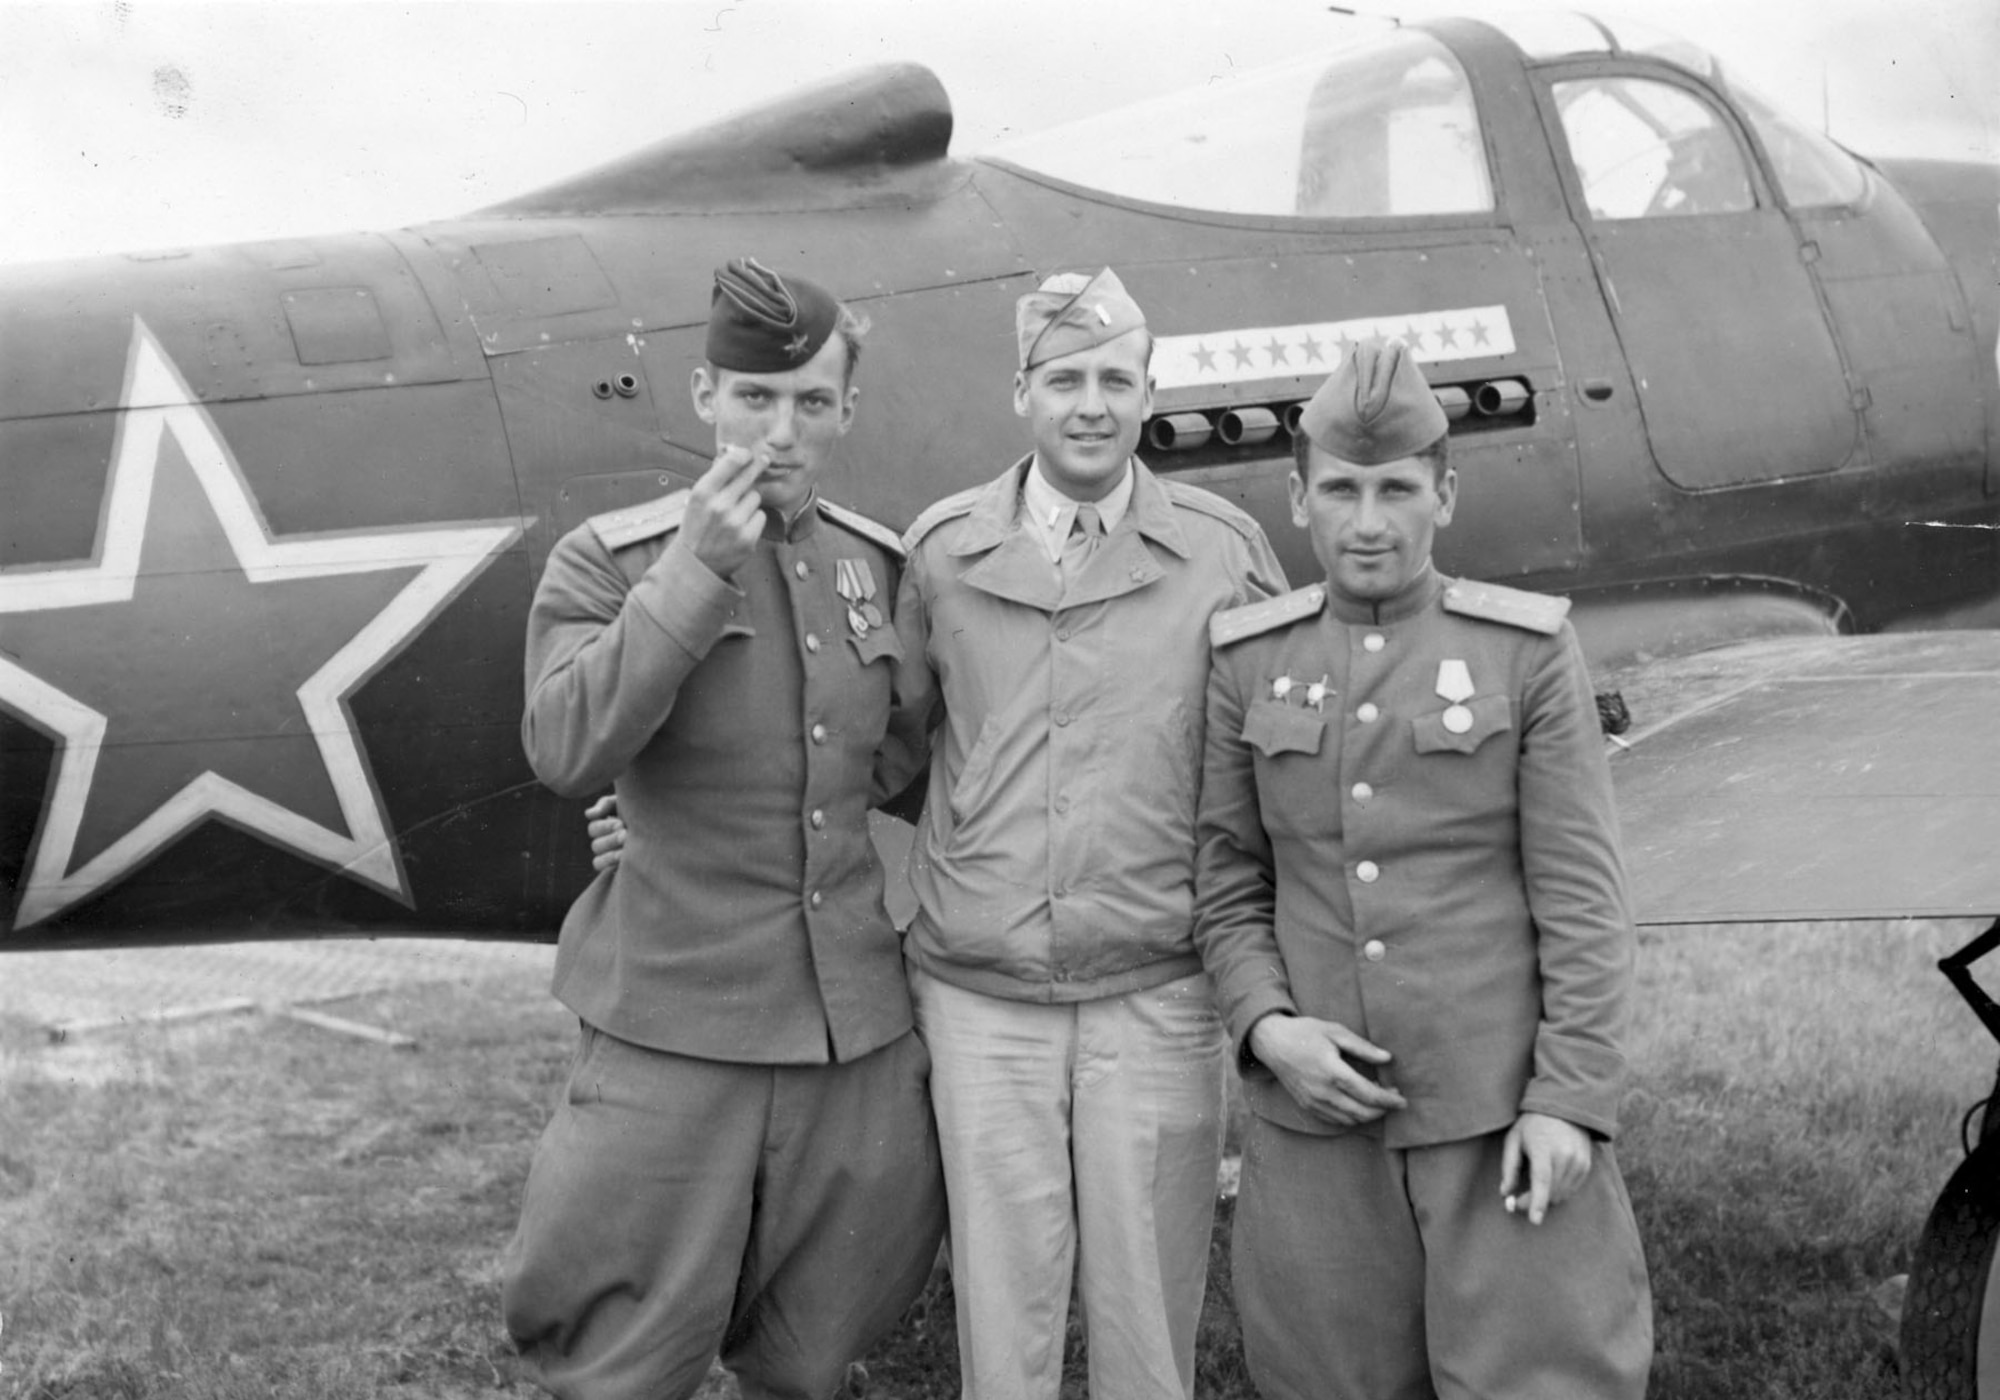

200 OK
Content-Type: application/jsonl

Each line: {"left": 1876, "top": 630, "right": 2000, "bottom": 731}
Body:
{"left": 707, "top": 257, "right": 840, "bottom": 372}
{"left": 1017, "top": 267, "right": 1148, "bottom": 370}
{"left": 1298, "top": 338, "right": 1449, "bottom": 466}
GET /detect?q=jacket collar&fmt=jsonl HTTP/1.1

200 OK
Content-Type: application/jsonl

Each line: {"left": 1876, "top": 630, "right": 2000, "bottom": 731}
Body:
{"left": 945, "top": 456, "right": 1190, "bottom": 612}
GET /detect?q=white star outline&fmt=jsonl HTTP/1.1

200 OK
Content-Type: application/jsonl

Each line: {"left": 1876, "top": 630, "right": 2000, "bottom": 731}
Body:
{"left": 0, "top": 318, "right": 524, "bottom": 929}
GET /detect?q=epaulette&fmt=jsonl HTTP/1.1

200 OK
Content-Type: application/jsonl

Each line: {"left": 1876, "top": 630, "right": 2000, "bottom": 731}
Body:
{"left": 588, "top": 491, "right": 689, "bottom": 551}
{"left": 1209, "top": 584, "right": 1328, "bottom": 648}
{"left": 1441, "top": 578, "right": 1571, "bottom": 635}
{"left": 816, "top": 498, "right": 905, "bottom": 558}
{"left": 903, "top": 484, "right": 986, "bottom": 550}
{"left": 1159, "top": 477, "right": 1262, "bottom": 541}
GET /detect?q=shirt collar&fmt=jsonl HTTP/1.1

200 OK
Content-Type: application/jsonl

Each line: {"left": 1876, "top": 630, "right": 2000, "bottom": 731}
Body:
{"left": 1021, "top": 457, "right": 1136, "bottom": 564}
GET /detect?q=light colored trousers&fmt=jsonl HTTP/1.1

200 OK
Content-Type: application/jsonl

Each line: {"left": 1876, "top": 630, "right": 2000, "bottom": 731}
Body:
{"left": 911, "top": 966, "right": 1228, "bottom": 1400}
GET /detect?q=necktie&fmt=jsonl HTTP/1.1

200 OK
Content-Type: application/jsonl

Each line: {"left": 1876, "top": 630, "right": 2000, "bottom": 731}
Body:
{"left": 1061, "top": 504, "right": 1102, "bottom": 587}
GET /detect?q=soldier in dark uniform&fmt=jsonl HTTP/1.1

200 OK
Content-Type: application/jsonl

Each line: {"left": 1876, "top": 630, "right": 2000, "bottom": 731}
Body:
{"left": 502, "top": 258, "right": 945, "bottom": 1400}
{"left": 1194, "top": 340, "right": 1652, "bottom": 1399}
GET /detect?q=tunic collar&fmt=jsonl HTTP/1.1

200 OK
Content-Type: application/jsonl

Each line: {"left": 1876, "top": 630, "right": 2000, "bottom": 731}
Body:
{"left": 760, "top": 489, "right": 820, "bottom": 544}
{"left": 1322, "top": 563, "right": 1445, "bottom": 626}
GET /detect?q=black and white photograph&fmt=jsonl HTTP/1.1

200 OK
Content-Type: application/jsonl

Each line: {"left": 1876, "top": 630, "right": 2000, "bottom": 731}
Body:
{"left": 2, "top": 2, "right": 1997, "bottom": 1396}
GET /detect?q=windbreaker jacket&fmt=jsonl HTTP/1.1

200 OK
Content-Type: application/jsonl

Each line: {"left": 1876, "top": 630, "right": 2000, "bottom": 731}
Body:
{"left": 521, "top": 496, "right": 924, "bottom": 1065}
{"left": 896, "top": 457, "right": 1286, "bottom": 1002}
{"left": 1195, "top": 571, "right": 1635, "bottom": 1148}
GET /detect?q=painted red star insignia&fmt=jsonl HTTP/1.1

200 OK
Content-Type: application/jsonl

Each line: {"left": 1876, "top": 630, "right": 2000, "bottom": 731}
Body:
{"left": 0, "top": 319, "right": 522, "bottom": 929}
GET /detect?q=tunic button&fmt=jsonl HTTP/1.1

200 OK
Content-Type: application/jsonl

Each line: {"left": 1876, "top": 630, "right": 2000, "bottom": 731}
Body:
{"left": 809, "top": 809, "right": 826, "bottom": 830}
{"left": 1057, "top": 628, "right": 1071, "bottom": 642}
{"left": 1363, "top": 939, "right": 1386, "bottom": 962}
{"left": 1356, "top": 703, "right": 1379, "bottom": 723}
{"left": 1055, "top": 795, "right": 1071, "bottom": 813}
{"left": 1055, "top": 711, "right": 1071, "bottom": 727}
{"left": 1356, "top": 860, "right": 1380, "bottom": 883}
{"left": 1363, "top": 633, "right": 1385, "bottom": 653}
{"left": 810, "top": 723, "right": 827, "bottom": 744}
{"left": 1352, "top": 782, "right": 1373, "bottom": 802}
{"left": 805, "top": 633, "right": 821, "bottom": 653}
{"left": 809, "top": 890, "right": 824, "bottom": 909}
{"left": 794, "top": 560, "right": 810, "bottom": 580}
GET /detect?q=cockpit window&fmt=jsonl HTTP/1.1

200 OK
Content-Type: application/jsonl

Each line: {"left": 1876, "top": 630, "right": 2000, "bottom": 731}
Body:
{"left": 1726, "top": 82, "right": 1868, "bottom": 208}
{"left": 1554, "top": 77, "right": 1754, "bottom": 219}
{"left": 985, "top": 31, "right": 1493, "bottom": 219}
{"left": 1482, "top": 11, "right": 1614, "bottom": 59}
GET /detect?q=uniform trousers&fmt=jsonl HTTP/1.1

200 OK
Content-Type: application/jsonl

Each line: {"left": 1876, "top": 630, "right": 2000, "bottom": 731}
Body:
{"left": 910, "top": 966, "right": 1228, "bottom": 1400}
{"left": 1233, "top": 1114, "right": 1652, "bottom": 1400}
{"left": 502, "top": 1024, "right": 945, "bottom": 1400}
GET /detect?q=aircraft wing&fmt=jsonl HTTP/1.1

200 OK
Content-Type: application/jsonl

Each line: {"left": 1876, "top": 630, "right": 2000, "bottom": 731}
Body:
{"left": 1607, "top": 631, "right": 2000, "bottom": 925}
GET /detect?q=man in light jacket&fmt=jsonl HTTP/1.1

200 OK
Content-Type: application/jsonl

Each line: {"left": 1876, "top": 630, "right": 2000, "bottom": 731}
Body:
{"left": 895, "top": 268, "right": 1286, "bottom": 1400}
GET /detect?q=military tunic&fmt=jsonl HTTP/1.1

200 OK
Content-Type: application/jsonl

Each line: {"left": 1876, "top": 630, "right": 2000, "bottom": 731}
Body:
{"left": 521, "top": 494, "right": 924, "bottom": 1063}
{"left": 1197, "top": 569, "right": 1632, "bottom": 1146}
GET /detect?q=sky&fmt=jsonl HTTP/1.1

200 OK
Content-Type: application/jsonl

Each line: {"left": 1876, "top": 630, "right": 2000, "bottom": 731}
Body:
{"left": 1, "top": 0, "right": 1995, "bottom": 267}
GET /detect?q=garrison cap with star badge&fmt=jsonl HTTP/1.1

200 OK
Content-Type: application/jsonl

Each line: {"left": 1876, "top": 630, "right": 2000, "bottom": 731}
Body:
{"left": 1298, "top": 337, "right": 1449, "bottom": 466}
{"left": 1017, "top": 267, "right": 1148, "bottom": 370}
{"left": 708, "top": 257, "right": 840, "bottom": 372}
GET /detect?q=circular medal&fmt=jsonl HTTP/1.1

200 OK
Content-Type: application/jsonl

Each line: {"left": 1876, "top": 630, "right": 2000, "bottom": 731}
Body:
{"left": 1442, "top": 704, "right": 1473, "bottom": 734}
{"left": 861, "top": 601, "right": 885, "bottom": 628}
{"left": 848, "top": 606, "right": 870, "bottom": 637}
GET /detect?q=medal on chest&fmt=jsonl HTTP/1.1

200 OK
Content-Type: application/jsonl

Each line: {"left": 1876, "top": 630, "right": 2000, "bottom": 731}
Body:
{"left": 1436, "top": 658, "right": 1475, "bottom": 733}
{"left": 1270, "top": 672, "right": 1333, "bottom": 713}
{"left": 834, "top": 558, "right": 883, "bottom": 638}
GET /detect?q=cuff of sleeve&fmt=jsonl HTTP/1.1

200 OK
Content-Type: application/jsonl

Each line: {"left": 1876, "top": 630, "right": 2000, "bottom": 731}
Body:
{"left": 1521, "top": 1029, "right": 1626, "bottom": 1140}
{"left": 630, "top": 536, "right": 743, "bottom": 658}
{"left": 1231, "top": 988, "right": 1299, "bottom": 1072}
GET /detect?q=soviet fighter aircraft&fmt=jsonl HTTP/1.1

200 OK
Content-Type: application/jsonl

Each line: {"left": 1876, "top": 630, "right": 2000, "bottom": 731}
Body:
{"left": 1, "top": 10, "right": 1996, "bottom": 951}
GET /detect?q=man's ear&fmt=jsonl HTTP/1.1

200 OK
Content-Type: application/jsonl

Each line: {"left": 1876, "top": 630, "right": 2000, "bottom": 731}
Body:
{"left": 1435, "top": 467, "right": 1459, "bottom": 528}
{"left": 837, "top": 383, "right": 859, "bottom": 435}
{"left": 690, "top": 365, "right": 717, "bottom": 424}
{"left": 1287, "top": 469, "right": 1309, "bottom": 529}
{"left": 1012, "top": 369, "right": 1031, "bottom": 419}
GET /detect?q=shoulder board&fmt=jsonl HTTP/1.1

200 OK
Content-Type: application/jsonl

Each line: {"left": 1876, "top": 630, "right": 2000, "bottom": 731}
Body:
{"left": 816, "top": 498, "right": 905, "bottom": 559}
{"left": 903, "top": 484, "right": 986, "bottom": 550}
{"left": 588, "top": 491, "right": 689, "bottom": 551}
{"left": 1159, "top": 478, "right": 1262, "bottom": 540}
{"left": 1210, "top": 584, "right": 1328, "bottom": 648}
{"left": 1441, "top": 578, "right": 1571, "bottom": 636}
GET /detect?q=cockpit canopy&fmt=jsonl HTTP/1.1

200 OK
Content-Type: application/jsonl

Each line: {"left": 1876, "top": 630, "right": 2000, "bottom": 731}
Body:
{"left": 984, "top": 12, "right": 1866, "bottom": 220}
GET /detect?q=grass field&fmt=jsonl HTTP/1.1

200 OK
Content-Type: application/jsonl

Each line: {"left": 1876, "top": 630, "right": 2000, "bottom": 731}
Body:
{"left": 1, "top": 918, "right": 1992, "bottom": 1398}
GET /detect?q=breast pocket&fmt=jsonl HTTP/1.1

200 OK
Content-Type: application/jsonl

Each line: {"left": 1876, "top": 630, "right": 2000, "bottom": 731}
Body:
{"left": 1411, "top": 695, "right": 1513, "bottom": 756}
{"left": 1241, "top": 702, "right": 1325, "bottom": 757}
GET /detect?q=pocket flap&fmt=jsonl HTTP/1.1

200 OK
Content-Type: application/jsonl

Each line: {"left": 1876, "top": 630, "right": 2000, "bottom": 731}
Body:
{"left": 847, "top": 626, "right": 905, "bottom": 666}
{"left": 1242, "top": 702, "right": 1325, "bottom": 757}
{"left": 1411, "top": 695, "right": 1513, "bottom": 755}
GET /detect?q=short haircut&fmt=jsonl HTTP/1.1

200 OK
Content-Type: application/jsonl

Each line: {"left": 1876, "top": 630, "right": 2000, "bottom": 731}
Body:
{"left": 832, "top": 302, "right": 872, "bottom": 380}
{"left": 1291, "top": 428, "right": 1450, "bottom": 483}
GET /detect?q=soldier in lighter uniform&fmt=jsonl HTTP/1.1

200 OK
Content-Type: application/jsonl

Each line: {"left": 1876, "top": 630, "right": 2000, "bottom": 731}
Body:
{"left": 502, "top": 258, "right": 944, "bottom": 1400}
{"left": 895, "top": 268, "right": 1286, "bottom": 1400}
{"left": 1195, "top": 339, "right": 1652, "bottom": 1399}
